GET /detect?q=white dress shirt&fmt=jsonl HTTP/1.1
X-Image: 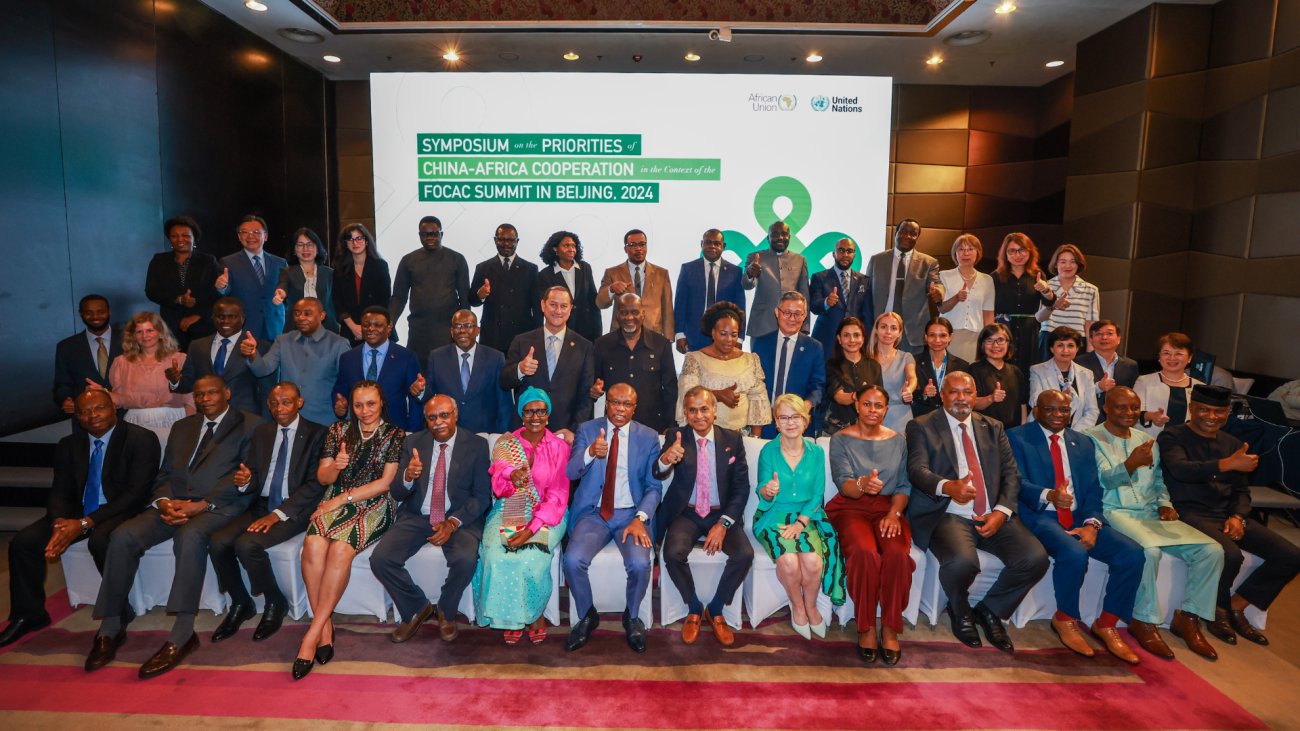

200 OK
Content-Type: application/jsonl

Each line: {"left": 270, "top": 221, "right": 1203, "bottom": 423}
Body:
{"left": 937, "top": 409, "right": 1013, "bottom": 519}
{"left": 302, "top": 267, "right": 318, "bottom": 299}
{"left": 553, "top": 262, "right": 578, "bottom": 295}
{"left": 583, "top": 420, "right": 645, "bottom": 519}
{"left": 258, "top": 416, "right": 299, "bottom": 521}
{"left": 885, "top": 248, "right": 914, "bottom": 314}
{"left": 403, "top": 434, "right": 457, "bottom": 521}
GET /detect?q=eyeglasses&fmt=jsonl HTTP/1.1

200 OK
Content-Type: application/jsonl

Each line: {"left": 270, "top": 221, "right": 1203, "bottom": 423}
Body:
{"left": 294, "top": 242, "right": 316, "bottom": 249}
{"left": 1006, "top": 247, "right": 1027, "bottom": 255}
{"left": 425, "top": 412, "right": 454, "bottom": 421}
{"left": 346, "top": 236, "right": 367, "bottom": 244}
{"left": 522, "top": 408, "right": 548, "bottom": 417}
{"left": 984, "top": 337, "right": 1007, "bottom": 345}
{"left": 238, "top": 230, "right": 265, "bottom": 237}
{"left": 777, "top": 309, "right": 804, "bottom": 319}
{"left": 450, "top": 324, "right": 476, "bottom": 331}
{"left": 775, "top": 415, "right": 805, "bottom": 424}
{"left": 608, "top": 399, "right": 636, "bottom": 409}
{"left": 956, "top": 245, "right": 978, "bottom": 253}
{"left": 419, "top": 231, "right": 443, "bottom": 238}
{"left": 624, "top": 242, "right": 647, "bottom": 249}
{"left": 834, "top": 247, "right": 856, "bottom": 254}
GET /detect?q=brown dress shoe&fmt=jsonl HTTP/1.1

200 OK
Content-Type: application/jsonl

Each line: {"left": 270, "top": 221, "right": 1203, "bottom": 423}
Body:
{"left": 436, "top": 605, "right": 459, "bottom": 642}
{"left": 138, "top": 633, "right": 200, "bottom": 679}
{"left": 704, "top": 609, "right": 734, "bottom": 646}
{"left": 1169, "top": 610, "right": 1218, "bottom": 660}
{"left": 1090, "top": 625, "right": 1139, "bottom": 664}
{"left": 1050, "top": 617, "right": 1094, "bottom": 657}
{"left": 1206, "top": 607, "right": 1237, "bottom": 645}
{"left": 391, "top": 602, "right": 434, "bottom": 643}
{"left": 1228, "top": 609, "right": 1268, "bottom": 645}
{"left": 680, "top": 614, "right": 701, "bottom": 644}
{"left": 1126, "top": 620, "right": 1174, "bottom": 659}
{"left": 85, "top": 630, "right": 127, "bottom": 672}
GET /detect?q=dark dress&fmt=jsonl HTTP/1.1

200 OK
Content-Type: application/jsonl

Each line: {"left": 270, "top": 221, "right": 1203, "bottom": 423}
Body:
{"left": 993, "top": 272, "right": 1052, "bottom": 376}
{"left": 144, "top": 251, "right": 220, "bottom": 349}
{"left": 969, "top": 359, "right": 1028, "bottom": 428}
{"left": 823, "top": 356, "right": 883, "bottom": 434}
{"left": 308, "top": 421, "right": 404, "bottom": 551}
{"left": 332, "top": 257, "right": 393, "bottom": 348}
{"left": 911, "top": 351, "right": 970, "bottom": 418}
{"left": 536, "top": 262, "right": 601, "bottom": 344}
{"left": 276, "top": 264, "right": 339, "bottom": 334}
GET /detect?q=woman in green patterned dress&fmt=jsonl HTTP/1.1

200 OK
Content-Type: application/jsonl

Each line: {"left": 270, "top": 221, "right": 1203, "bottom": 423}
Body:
{"left": 293, "top": 380, "right": 404, "bottom": 679}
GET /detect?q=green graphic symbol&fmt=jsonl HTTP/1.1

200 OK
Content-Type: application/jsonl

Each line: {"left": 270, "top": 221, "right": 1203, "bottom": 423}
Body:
{"left": 723, "top": 176, "right": 857, "bottom": 276}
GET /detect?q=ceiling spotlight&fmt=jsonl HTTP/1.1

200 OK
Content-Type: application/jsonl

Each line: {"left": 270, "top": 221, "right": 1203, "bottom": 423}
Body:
{"left": 245, "top": 0, "right": 268, "bottom": 10}
{"left": 323, "top": 55, "right": 341, "bottom": 63}
{"left": 443, "top": 51, "right": 460, "bottom": 61}
{"left": 685, "top": 53, "right": 700, "bottom": 61}
{"left": 1046, "top": 60, "right": 1064, "bottom": 67}
{"left": 806, "top": 53, "right": 822, "bottom": 62}
{"left": 564, "top": 52, "right": 579, "bottom": 60}
{"left": 995, "top": 2, "right": 1016, "bottom": 13}
{"left": 927, "top": 56, "right": 943, "bottom": 65}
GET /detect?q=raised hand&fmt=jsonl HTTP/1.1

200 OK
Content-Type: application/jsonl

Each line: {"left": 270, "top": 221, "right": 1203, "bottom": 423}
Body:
{"left": 761, "top": 472, "right": 781, "bottom": 500}
{"left": 1124, "top": 440, "right": 1154, "bottom": 474}
{"left": 826, "top": 287, "right": 840, "bottom": 308}
{"left": 745, "top": 254, "right": 762, "bottom": 280}
{"left": 1047, "top": 478, "right": 1074, "bottom": 510}
{"left": 589, "top": 428, "right": 608, "bottom": 459}
{"left": 1221, "top": 442, "right": 1258, "bottom": 473}
{"left": 179, "top": 289, "right": 196, "bottom": 308}
{"left": 520, "top": 347, "right": 539, "bottom": 376}
{"left": 944, "top": 473, "right": 977, "bottom": 505}
{"left": 61, "top": 397, "right": 75, "bottom": 414}
{"left": 589, "top": 378, "right": 605, "bottom": 400}
{"left": 555, "top": 428, "right": 575, "bottom": 446}
{"left": 165, "top": 356, "right": 182, "bottom": 383}
{"left": 993, "top": 381, "right": 1006, "bottom": 403}
{"left": 1149, "top": 407, "right": 1169, "bottom": 427}
{"left": 1053, "top": 294, "right": 1072, "bottom": 311}
{"left": 901, "top": 384, "right": 914, "bottom": 404}
{"left": 477, "top": 278, "right": 491, "bottom": 300}
{"left": 924, "top": 378, "right": 937, "bottom": 398}
{"left": 233, "top": 462, "right": 252, "bottom": 489}
{"left": 215, "top": 267, "right": 230, "bottom": 290}
{"left": 1033, "top": 271, "right": 1051, "bottom": 295}
{"left": 676, "top": 337, "right": 690, "bottom": 355}
{"left": 405, "top": 448, "right": 423, "bottom": 482}
{"left": 272, "top": 288, "right": 287, "bottom": 306}
{"left": 334, "top": 393, "right": 348, "bottom": 418}
{"left": 713, "top": 383, "right": 740, "bottom": 409}
{"left": 347, "top": 320, "right": 363, "bottom": 340}
{"left": 859, "top": 469, "right": 883, "bottom": 496}
{"left": 409, "top": 374, "right": 427, "bottom": 399}
{"left": 661, "top": 432, "right": 685, "bottom": 465}
{"left": 610, "top": 280, "right": 631, "bottom": 296}
{"left": 84, "top": 378, "right": 106, "bottom": 391}
{"left": 929, "top": 281, "right": 944, "bottom": 303}
{"left": 239, "top": 331, "right": 257, "bottom": 357}
{"left": 957, "top": 281, "right": 970, "bottom": 302}
{"left": 1098, "top": 374, "right": 1117, "bottom": 391}
{"left": 332, "top": 442, "right": 350, "bottom": 471}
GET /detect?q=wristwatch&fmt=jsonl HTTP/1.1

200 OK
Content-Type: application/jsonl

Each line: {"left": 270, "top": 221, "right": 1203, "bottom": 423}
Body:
{"left": 346, "top": 491, "right": 355, "bottom": 503}
{"left": 80, "top": 518, "right": 92, "bottom": 534}
{"left": 1083, "top": 518, "right": 1103, "bottom": 530}
{"left": 720, "top": 516, "right": 735, "bottom": 529}
{"left": 635, "top": 511, "right": 649, "bottom": 524}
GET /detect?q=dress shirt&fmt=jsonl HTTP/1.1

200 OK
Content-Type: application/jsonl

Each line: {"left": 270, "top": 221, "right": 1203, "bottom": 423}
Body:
{"left": 583, "top": 420, "right": 643, "bottom": 518}
{"left": 628, "top": 261, "right": 646, "bottom": 295}
{"left": 684, "top": 427, "right": 723, "bottom": 511}
{"left": 456, "top": 344, "right": 476, "bottom": 378}
{"left": 364, "top": 340, "right": 391, "bottom": 379}
{"left": 302, "top": 267, "right": 318, "bottom": 299}
{"left": 520, "top": 326, "right": 568, "bottom": 381}
{"left": 1036, "top": 424, "right": 1075, "bottom": 512}
{"left": 773, "top": 331, "right": 799, "bottom": 396}
{"left": 553, "top": 262, "right": 578, "bottom": 295}
{"left": 885, "top": 248, "right": 914, "bottom": 315}
{"left": 210, "top": 334, "right": 237, "bottom": 373}
{"left": 243, "top": 248, "right": 264, "bottom": 270}
{"left": 403, "top": 433, "right": 458, "bottom": 523}
{"left": 499, "top": 255, "right": 514, "bottom": 269}
{"left": 153, "top": 408, "right": 229, "bottom": 509}
{"left": 85, "top": 329, "right": 111, "bottom": 363}
{"left": 259, "top": 416, "right": 299, "bottom": 521}
{"left": 938, "top": 409, "right": 1014, "bottom": 519}
{"left": 676, "top": 259, "right": 722, "bottom": 342}
{"left": 87, "top": 426, "right": 115, "bottom": 506}
{"left": 1094, "top": 351, "right": 1118, "bottom": 394}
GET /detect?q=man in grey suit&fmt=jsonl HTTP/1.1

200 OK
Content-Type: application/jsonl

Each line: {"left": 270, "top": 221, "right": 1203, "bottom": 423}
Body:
{"left": 243, "top": 297, "right": 350, "bottom": 426}
{"left": 869, "top": 219, "right": 944, "bottom": 354}
{"left": 86, "top": 375, "right": 263, "bottom": 679}
{"left": 741, "top": 221, "right": 810, "bottom": 339}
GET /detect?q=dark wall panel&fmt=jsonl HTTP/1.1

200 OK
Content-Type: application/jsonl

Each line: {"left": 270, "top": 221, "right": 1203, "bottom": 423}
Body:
{"left": 1075, "top": 6, "right": 1154, "bottom": 97}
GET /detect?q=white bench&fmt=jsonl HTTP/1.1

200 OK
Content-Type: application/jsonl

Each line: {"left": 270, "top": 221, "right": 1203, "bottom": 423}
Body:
{"left": 63, "top": 538, "right": 226, "bottom": 616}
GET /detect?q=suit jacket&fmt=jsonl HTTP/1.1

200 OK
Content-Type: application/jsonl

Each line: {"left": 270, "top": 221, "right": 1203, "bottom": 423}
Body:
{"left": 469, "top": 256, "right": 542, "bottom": 354}
{"left": 1075, "top": 351, "right": 1139, "bottom": 410}
{"left": 652, "top": 425, "right": 749, "bottom": 542}
{"left": 1007, "top": 423, "right": 1104, "bottom": 531}
{"left": 673, "top": 257, "right": 747, "bottom": 352}
{"left": 904, "top": 409, "right": 1022, "bottom": 551}
{"left": 240, "top": 417, "right": 329, "bottom": 523}
{"left": 911, "top": 351, "right": 970, "bottom": 418}
{"left": 868, "top": 249, "right": 942, "bottom": 350}
{"left": 809, "top": 267, "right": 874, "bottom": 355}
{"left": 53, "top": 327, "right": 124, "bottom": 407}
{"left": 174, "top": 332, "right": 273, "bottom": 417}
{"left": 276, "top": 264, "right": 339, "bottom": 334}
{"left": 152, "top": 409, "right": 264, "bottom": 516}
{"left": 392, "top": 427, "right": 492, "bottom": 532}
{"left": 591, "top": 329, "right": 678, "bottom": 433}
{"left": 145, "top": 251, "right": 220, "bottom": 343}
{"left": 753, "top": 331, "right": 826, "bottom": 439}
{"left": 742, "top": 249, "right": 810, "bottom": 338}
{"left": 49, "top": 422, "right": 160, "bottom": 525}
{"left": 596, "top": 261, "right": 675, "bottom": 340}
{"left": 332, "top": 257, "right": 392, "bottom": 347}
{"left": 419, "top": 343, "right": 513, "bottom": 435}
{"left": 217, "top": 250, "right": 288, "bottom": 341}
{"left": 332, "top": 343, "right": 424, "bottom": 432}
{"left": 566, "top": 418, "right": 663, "bottom": 525}
{"left": 501, "top": 326, "right": 596, "bottom": 433}
{"left": 536, "top": 262, "right": 601, "bottom": 344}
{"left": 1028, "top": 361, "right": 1100, "bottom": 430}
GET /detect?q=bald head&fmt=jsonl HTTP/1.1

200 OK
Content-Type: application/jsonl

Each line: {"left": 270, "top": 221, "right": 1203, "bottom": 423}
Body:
{"left": 605, "top": 382, "right": 638, "bottom": 428}
{"left": 424, "top": 394, "right": 458, "bottom": 441}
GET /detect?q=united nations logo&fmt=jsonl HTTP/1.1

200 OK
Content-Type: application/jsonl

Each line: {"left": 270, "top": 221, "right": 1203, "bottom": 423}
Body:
{"left": 811, "top": 95, "right": 830, "bottom": 112}
{"left": 778, "top": 94, "right": 797, "bottom": 111}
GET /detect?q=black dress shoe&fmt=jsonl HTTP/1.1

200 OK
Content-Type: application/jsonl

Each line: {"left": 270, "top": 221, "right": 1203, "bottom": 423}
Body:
{"left": 882, "top": 647, "right": 902, "bottom": 666}
{"left": 947, "top": 603, "right": 982, "bottom": 648}
{"left": 622, "top": 609, "right": 647, "bottom": 653}
{"left": 253, "top": 603, "right": 287, "bottom": 642}
{"left": 566, "top": 607, "right": 600, "bottom": 651}
{"left": 292, "top": 657, "right": 314, "bottom": 680}
{"left": 315, "top": 625, "right": 336, "bottom": 665}
{"left": 0, "top": 615, "right": 52, "bottom": 648}
{"left": 857, "top": 646, "right": 878, "bottom": 663}
{"left": 138, "top": 633, "right": 199, "bottom": 679}
{"left": 1228, "top": 609, "right": 1268, "bottom": 646}
{"left": 211, "top": 603, "right": 257, "bottom": 643}
{"left": 85, "top": 630, "right": 127, "bottom": 672}
{"left": 1207, "top": 608, "right": 1238, "bottom": 644}
{"left": 972, "top": 603, "right": 1014, "bottom": 653}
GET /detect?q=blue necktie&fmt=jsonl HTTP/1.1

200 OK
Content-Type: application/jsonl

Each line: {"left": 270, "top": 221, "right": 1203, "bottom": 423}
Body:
{"left": 84, "top": 439, "right": 104, "bottom": 517}
{"left": 547, "top": 335, "right": 559, "bottom": 379}
{"left": 461, "top": 352, "right": 471, "bottom": 392}
{"left": 214, "top": 338, "right": 230, "bottom": 376}
{"left": 267, "top": 427, "right": 290, "bottom": 511}
{"left": 253, "top": 255, "right": 265, "bottom": 288}
{"left": 367, "top": 348, "right": 379, "bottom": 380}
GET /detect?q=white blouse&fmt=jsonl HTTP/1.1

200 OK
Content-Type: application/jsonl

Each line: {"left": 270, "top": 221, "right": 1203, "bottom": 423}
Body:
{"left": 1133, "top": 372, "right": 1203, "bottom": 438}
{"left": 938, "top": 269, "right": 995, "bottom": 334}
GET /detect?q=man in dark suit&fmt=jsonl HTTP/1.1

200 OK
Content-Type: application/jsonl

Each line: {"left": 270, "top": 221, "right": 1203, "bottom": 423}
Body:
{"left": 169, "top": 298, "right": 272, "bottom": 417}
{"left": 469, "top": 224, "right": 541, "bottom": 354}
{"left": 673, "top": 229, "right": 747, "bottom": 354}
{"left": 207, "top": 383, "right": 328, "bottom": 643}
{"left": 869, "top": 220, "right": 944, "bottom": 354}
{"left": 87, "top": 375, "right": 262, "bottom": 678}
{"left": 53, "top": 295, "right": 123, "bottom": 418}
{"left": 905, "top": 371, "right": 1048, "bottom": 652}
{"left": 0, "top": 391, "right": 159, "bottom": 648}
{"left": 501, "top": 286, "right": 596, "bottom": 439}
{"left": 654, "top": 386, "right": 751, "bottom": 646}
{"left": 332, "top": 306, "right": 423, "bottom": 432}
{"left": 410, "top": 310, "right": 512, "bottom": 435}
{"left": 742, "top": 221, "right": 810, "bottom": 339}
{"left": 214, "top": 215, "right": 288, "bottom": 341}
{"left": 810, "top": 237, "right": 874, "bottom": 355}
{"left": 372, "top": 395, "right": 492, "bottom": 643}
{"left": 754, "top": 292, "right": 825, "bottom": 438}
{"left": 590, "top": 294, "right": 678, "bottom": 433}
{"left": 1075, "top": 320, "right": 1138, "bottom": 411}
{"left": 1008, "top": 390, "right": 1145, "bottom": 663}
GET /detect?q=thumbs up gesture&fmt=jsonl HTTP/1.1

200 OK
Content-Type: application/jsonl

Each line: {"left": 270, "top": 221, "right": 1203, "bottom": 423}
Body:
{"left": 1149, "top": 406, "right": 1169, "bottom": 426}
{"left": 1221, "top": 442, "right": 1258, "bottom": 473}
{"left": 589, "top": 428, "right": 609, "bottom": 459}
{"left": 589, "top": 378, "right": 605, "bottom": 400}
{"left": 1098, "top": 374, "right": 1117, "bottom": 391}
{"left": 993, "top": 381, "right": 1006, "bottom": 403}
{"left": 859, "top": 469, "right": 883, "bottom": 496}
{"left": 944, "top": 473, "right": 978, "bottom": 505}
{"left": 239, "top": 331, "right": 257, "bottom": 357}
{"left": 166, "top": 356, "right": 182, "bottom": 384}
{"left": 405, "top": 448, "right": 423, "bottom": 482}
{"left": 1033, "top": 271, "right": 1051, "bottom": 295}
{"left": 826, "top": 286, "right": 840, "bottom": 308}
{"left": 409, "top": 373, "right": 427, "bottom": 399}
{"left": 216, "top": 267, "right": 230, "bottom": 290}
{"left": 1047, "top": 477, "right": 1074, "bottom": 510}
{"left": 477, "top": 278, "right": 491, "bottom": 300}
{"left": 332, "top": 441, "right": 351, "bottom": 471}
{"left": 272, "top": 288, "right": 287, "bottom": 306}
{"left": 762, "top": 472, "right": 781, "bottom": 500}
{"left": 179, "top": 289, "right": 195, "bottom": 308}
{"left": 334, "top": 393, "right": 349, "bottom": 418}
{"left": 957, "top": 280, "right": 970, "bottom": 302}
{"left": 233, "top": 463, "right": 252, "bottom": 489}
{"left": 661, "top": 431, "right": 685, "bottom": 465}
{"left": 520, "top": 346, "right": 539, "bottom": 376}
{"left": 745, "top": 254, "right": 762, "bottom": 280}
{"left": 924, "top": 378, "right": 937, "bottom": 398}
{"left": 928, "top": 281, "right": 944, "bottom": 303}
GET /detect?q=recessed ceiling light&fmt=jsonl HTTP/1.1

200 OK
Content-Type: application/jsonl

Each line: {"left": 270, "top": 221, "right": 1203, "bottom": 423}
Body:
{"left": 245, "top": 0, "right": 267, "bottom": 11}
{"left": 323, "top": 55, "right": 341, "bottom": 63}
{"left": 563, "top": 52, "right": 579, "bottom": 60}
{"left": 1046, "top": 60, "right": 1064, "bottom": 67}
{"left": 685, "top": 53, "right": 700, "bottom": 61}
{"left": 443, "top": 51, "right": 460, "bottom": 61}
{"left": 995, "top": 2, "right": 1016, "bottom": 13}
{"left": 278, "top": 28, "right": 324, "bottom": 43}
{"left": 927, "top": 56, "right": 943, "bottom": 65}
{"left": 806, "top": 53, "right": 822, "bottom": 62}
{"left": 944, "top": 29, "right": 989, "bottom": 46}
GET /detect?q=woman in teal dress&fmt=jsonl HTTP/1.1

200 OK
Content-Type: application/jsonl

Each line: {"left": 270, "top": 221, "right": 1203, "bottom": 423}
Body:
{"left": 294, "top": 380, "right": 404, "bottom": 679}
{"left": 754, "top": 393, "right": 846, "bottom": 639}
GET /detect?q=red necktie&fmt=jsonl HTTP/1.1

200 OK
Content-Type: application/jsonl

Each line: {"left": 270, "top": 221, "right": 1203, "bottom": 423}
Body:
{"left": 429, "top": 443, "right": 447, "bottom": 526}
{"left": 1049, "top": 434, "right": 1073, "bottom": 528}
{"left": 600, "top": 427, "right": 620, "bottom": 521}
{"left": 958, "top": 424, "right": 989, "bottom": 515}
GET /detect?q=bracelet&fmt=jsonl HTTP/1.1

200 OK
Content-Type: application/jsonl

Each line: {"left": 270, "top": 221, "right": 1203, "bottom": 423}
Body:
{"left": 797, "top": 517, "right": 810, "bottom": 527}
{"left": 346, "top": 491, "right": 354, "bottom": 503}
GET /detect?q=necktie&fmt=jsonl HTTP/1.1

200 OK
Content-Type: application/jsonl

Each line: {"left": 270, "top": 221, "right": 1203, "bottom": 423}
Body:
{"left": 461, "top": 353, "right": 471, "bottom": 392}
{"left": 191, "top": 421, "right": 216, "bottom": 469}
{"left": 367, "top": 348, "right": 379, "bottom": 380}
{"left": 547, "top": 335, "right": 560, "bottom": 378}
{"left": 1050, "top": 434, "right": 1073, "bottom": 528}
{"left": 267, "top": 427, "right": 291, "bottom": 511}
{"left": 214, "top": 338, "right": 230, "bottom": 376}
{"left": 600, "top": 427, "right": 620, "bottom": 521}
{"left": 633, "top": 265, "right": 642, "bottom": 297}
{"left": 253, "top": 255, "right": 265, "bottom": 287}
{"left": 695, "top": 438, "right": 711, "bottom": 518}
{"left": 84, "top": 438, "right": 104, "bottom": 516}
{"left": 95, "top": 337, "right": 109, "bottom": 379}
{"left": 958, "top": 424, "right": 989, "bottom": 515}
{"left": 891, "top": 254, "right": 907, "bottom": 314}
{"left": 429, "top": 443, "right": 448, "bottom": 525}
{"left": 706, "top": 263, "right": 717, "bottom": 308}
{"left": 774, "top": 336, "right": 791, "bottom": 398}
{"left": 841, "top": 271, "right": 850, "bottom": 306}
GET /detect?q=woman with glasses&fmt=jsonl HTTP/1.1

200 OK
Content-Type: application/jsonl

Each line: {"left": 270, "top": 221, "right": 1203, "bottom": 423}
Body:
{"left": 676, "top": 301, "right": 772, "bottom": 435}
{"left": 969, "top": 323, "right": 1029, "bottom": 428}
{"left": 274, "top": 227, "right": 338, "bottom": 333}
{"left": 992, "top": 233, "right": 1055, "bottom": 376}
{"left": 868, "top": 313, "right": 917, "bottom": 434}
{"left": 145, "top": 215, "right": 219, "bottom": 350}
{"left": 1133, "top": 333, "right": 1203, "bottom": 437}
{"left": 936, "top": 234, "right": 995, "bottom": 362}
{"left": 1029, "top": 326, "right": 1099, "bottom": 429}
{"left": 332, "top": 223, "right": 392, "bottom": 348}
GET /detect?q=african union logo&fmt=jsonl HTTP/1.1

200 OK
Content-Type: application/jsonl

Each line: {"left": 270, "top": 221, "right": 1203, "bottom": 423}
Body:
{"left": 778, "top": 94, "right": 797, "bottom": 111}
{"left": 811, "top": 95, "right": 830, "bottom": 112}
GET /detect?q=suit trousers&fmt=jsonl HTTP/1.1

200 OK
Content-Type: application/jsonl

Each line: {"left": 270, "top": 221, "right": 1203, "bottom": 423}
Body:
{"left": 661, "top": 508, "right": 753, "bottom": 612}
{"left": 1181, "top": 514, "right": 1300, "bottom": 611}
{"left": 7, "top": 512, "right": 133, "bottom": 621}
{"left": 928, "top": 512, "right": 1049, "bottom": 620}
{"left": 562, "top": 509, "right": 653, "bottom": 620}
{"left": 1026, "top": 519, "right": 1145, "bottom": 622}
{"left": 208, "top": 497, "right": 309, "bottom": 607}
{"left": 827, "top": 496, "right": 915, "bottom": 633}
{"left": 93, "top": 507, "right": 237, "bottom": 618}
{"left": 370, "top": 510, "right": 483, "bottom": 623}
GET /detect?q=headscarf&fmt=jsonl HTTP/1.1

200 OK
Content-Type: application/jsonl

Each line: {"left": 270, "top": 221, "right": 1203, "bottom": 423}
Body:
{"left": 517, "top": 386, "right": 552, "bottom": 418}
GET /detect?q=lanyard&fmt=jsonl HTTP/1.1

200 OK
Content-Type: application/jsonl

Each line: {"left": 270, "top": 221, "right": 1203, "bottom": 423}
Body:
{"left": 933, "top": 353, "right": 947, "bottom": 388}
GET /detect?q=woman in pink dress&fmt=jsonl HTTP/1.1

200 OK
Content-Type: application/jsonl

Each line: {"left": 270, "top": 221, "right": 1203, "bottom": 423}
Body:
{"left": 88, "top": 312, "right": 193, "bottom": 448}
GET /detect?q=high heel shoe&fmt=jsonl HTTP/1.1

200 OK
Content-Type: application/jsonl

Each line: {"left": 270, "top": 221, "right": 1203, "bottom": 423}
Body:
{"left": 792, "top": 619, "right": 812, "bottom": 640}
{"left": 292, "top": 657, "right": 314, "bottom": 680}
{"left": 811, "top": 615, "right": 828, "bottom": 639}
{"left": 315, "top": 625, "right": 335, "bottom": 666}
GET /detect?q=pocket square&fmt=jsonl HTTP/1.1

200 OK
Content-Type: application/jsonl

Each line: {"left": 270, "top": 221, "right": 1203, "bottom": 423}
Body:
{"left": 728, "top": 456, "right": 736, "bottom": 464}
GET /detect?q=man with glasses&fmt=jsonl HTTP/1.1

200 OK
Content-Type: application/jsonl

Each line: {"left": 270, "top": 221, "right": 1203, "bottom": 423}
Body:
{"left": 868, "top": 219, "right": 944, "bottom": 354}
{"left": 215, "top": 215, "right": 287, "bottom": 341}
{"left": 469, "top": 223, "right": 541, "bottom": 354}
{"left": 809, "top": 237, "right": 873, "bottom": 356}
{"left": 742, "top": 221, "right": 810, "bottom": 339}
{"left": 409, "top": 310, "right": 513, "bottom": 435}
{"left": 753, "top": 292, "right": 824, "bottom": 438}
{"left": 673, "top": 229, "right": 747, "bottom": 354}
{"left": 389, "top": 215, "right": 471, "bottom": 371}
{"left": 596, "top": 229, "right": 675, "bottom": 341}
{"left": 590, "top": 294, "right": 678, "bottom": 433}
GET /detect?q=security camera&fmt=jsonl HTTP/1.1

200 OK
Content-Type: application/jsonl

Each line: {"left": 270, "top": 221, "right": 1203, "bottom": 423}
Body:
{"left": 708, "top": 28, "right": 732, "bottom": 42}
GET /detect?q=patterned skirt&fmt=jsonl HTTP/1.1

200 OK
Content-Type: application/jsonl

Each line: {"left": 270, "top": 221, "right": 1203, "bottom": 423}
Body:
{"left": 307, "top": 483, "right": 394, "bottom": 552}
{"left": 754, "top": 507, "right": 848, "bottom": 605}
{"left": 473, "top": 502, "right": 568, "bottom": 630}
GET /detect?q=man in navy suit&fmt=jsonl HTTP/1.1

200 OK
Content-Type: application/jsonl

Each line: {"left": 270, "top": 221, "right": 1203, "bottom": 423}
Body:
{"left": 1075, "top": 320, "right": 1139, "bottom": 411}
{"left": 563, "top": 384, "right": 663, "bottom": 653}
{"left": 168, "top": 298, "right": 272, "bottom": 418}
{"left": 754, "top": 292, "right": 825, "bottom": 438}
{"left": 810, "top": 238, "right": 874, "bottom": 355}
{"left": 1008, "top": 389, "right": 1145, "bottom": 663}
{"left": 410, "top": 310, "right": 512, "bottom": 435}
{"left": 53, "top": 295, "right": 124, "bottom": 417}
{"left": 468, "top": 224, "right": 541, "bottom": 354}
{"left": 214, "top": 215, "right": 287, "bottom": 341}
{"left": 673, "top": 230, "right": 747, "bottom": 354}
{"left": 500, "top": 286, "right": 595, "bottom": 439}
{"left": 332, "top": 306, "right": 423, "bottom": 432}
